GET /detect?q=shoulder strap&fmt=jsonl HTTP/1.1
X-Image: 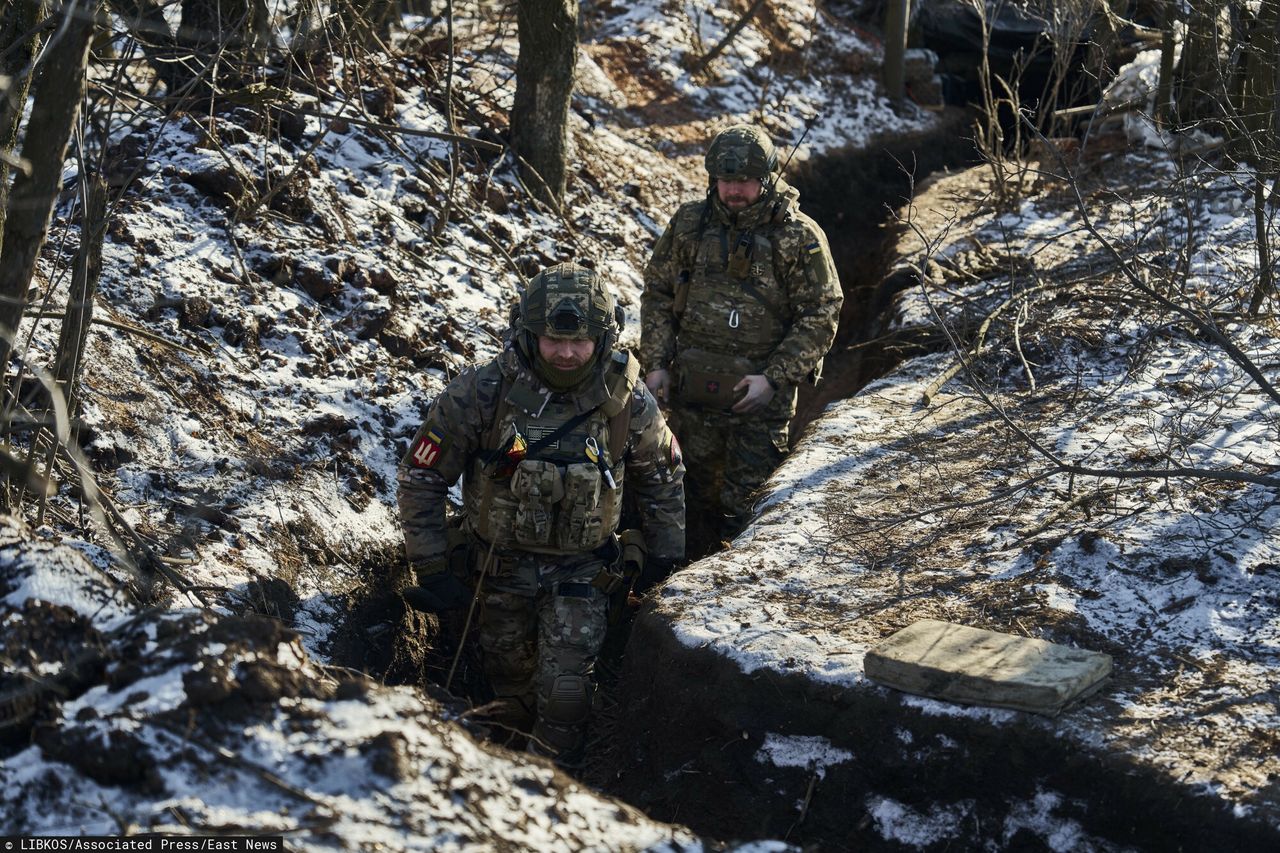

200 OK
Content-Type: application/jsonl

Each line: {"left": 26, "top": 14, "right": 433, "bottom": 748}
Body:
{"left": 601, "top": 352, "right": 640, "bottom": 461}
{"left": 608, "top": 395, "right": 633, "bottom": 463}
{"left": 674, "top": 199, "right": 715, "bottom": 322}
{"left": 481, "top": 374, "right": 513, "bottom": 455}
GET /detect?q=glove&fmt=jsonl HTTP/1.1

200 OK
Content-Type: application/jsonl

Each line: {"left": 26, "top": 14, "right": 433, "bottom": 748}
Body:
{"left": 633, "top": 559, "right": 677, "bottom": 595}
{"left": 403, "top": 570, "right": 472, "bottom": 613}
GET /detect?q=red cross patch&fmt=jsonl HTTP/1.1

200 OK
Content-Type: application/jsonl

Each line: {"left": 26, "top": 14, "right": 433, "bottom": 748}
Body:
{"left": 410, "top": 428, "right": 444, "bottom": 468}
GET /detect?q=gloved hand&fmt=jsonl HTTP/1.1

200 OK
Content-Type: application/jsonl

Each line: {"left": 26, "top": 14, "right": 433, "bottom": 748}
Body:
{"left": 403, "top": 570, "right": 472, "bottom": 613}
{"left": 633, "top": 558, "right": 677, "bottom": 595}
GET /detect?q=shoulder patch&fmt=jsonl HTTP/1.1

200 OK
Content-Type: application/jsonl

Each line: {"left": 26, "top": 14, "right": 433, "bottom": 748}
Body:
{"left": 409, "top": 428, "right": 446, "bottom": 468}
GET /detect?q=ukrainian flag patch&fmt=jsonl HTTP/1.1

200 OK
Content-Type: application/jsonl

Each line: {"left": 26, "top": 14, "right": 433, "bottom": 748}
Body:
{"left": 410, "top": 428, "right": 445, "bottom": 468}
{"left": 806, "top": 241, "right": 821, "bottom": 255}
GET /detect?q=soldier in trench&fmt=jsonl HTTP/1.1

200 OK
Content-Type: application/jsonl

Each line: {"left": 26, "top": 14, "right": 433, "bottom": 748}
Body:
{"left": 641, "top": 124, "right": 842, "bottom": 559}
{"left": 397, "top": 262, "right": 685, "bottom": 767}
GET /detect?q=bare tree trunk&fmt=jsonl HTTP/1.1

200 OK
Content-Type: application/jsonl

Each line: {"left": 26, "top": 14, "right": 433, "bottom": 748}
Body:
{"left": 1237, "top": 0, "right": 1280, "bottom": 148}
{"left": 1155, "top": 0, "right": 1176, "bottom": 127}
{"left": 1174, "top": 0, "right": 1228, "bottom": 128}
{"left": 511, "top": 0, "right": 577, "bottom": 205}
{"left": 0, "top": 1, "right": 51, "bottom": 259}
{"left": 1246, "top": 0, "right": 1280, "bottom": 315}
{"left": 53, "top": 175, "right": 106, "bottom": 409}
{"left": 0, "top": 0, "right": 98, "bottom": 370}
{"left": 35, "top": 174, "right": 107, "bottom": 522}
{"left": 433, "top": 0, "right": 458, "bottom": 236}
{"left": 882, "top": 0, "right": 909, "bottom": 100}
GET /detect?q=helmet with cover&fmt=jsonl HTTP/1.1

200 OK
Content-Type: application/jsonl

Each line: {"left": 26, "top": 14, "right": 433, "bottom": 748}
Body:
{"left": 704, "top": 124, "right": 779, "bottom": 183}
{"left": 515, "top": 262, "right": 623, "bottom": 366}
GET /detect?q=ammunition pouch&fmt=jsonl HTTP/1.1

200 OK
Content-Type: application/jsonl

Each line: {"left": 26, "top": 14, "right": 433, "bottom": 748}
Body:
{"left": 561, "top": 462, "right": 605, "bottom": 550}
{"left": 510, "top": 460, "right": 564, "bottom": 548}
{"left": 673, "top": 348, "right": 758, "bottom": 410}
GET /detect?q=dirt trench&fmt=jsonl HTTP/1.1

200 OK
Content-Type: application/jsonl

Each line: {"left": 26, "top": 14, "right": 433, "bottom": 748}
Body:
{"left": 788, "top": 111, "right": 976, "bottom": 440}
{"left": 584, "top": 117, "right": 1280, "bottom": 851}
{"left": 322, "top": 107, "right": 988, "bottom": 841}
{"left": 582, "top": 113, "right": 992, "bottom": 840}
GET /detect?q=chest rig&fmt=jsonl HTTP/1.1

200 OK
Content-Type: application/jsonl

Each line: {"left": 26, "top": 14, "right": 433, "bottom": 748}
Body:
{"left": 669, "top": 198, "right": 794, "bottom": 405}
{"left": 463, "top": 351, "right": 638, "bottom": 555}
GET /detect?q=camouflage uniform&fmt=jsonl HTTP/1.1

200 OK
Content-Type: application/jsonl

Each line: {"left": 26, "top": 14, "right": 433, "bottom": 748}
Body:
{"left": 640, "top": 125, "right": 842, "bottom": 545}
{"left": 398, "top": 264, "right": 685, "bottom": 764}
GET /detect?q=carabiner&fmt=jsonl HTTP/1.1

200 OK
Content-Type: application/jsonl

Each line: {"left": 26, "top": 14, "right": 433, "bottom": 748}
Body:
{"left": 729, "top": 308, "right": 740, "bottom": 329}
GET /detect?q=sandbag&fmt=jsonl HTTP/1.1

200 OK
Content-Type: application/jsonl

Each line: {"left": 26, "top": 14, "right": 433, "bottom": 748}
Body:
{"left": 864, "top": 619, "right": 1112, "bottom": 716}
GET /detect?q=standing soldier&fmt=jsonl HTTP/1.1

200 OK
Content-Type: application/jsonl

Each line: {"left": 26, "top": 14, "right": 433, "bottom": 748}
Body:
{"left": 398, "top": 263, "right": 685, "bottom": 767}
{"left": 641, "top": 124, "right": 842, "bottom": 557}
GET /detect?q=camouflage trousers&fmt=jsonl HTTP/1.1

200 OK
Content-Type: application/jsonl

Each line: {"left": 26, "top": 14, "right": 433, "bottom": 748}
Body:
{"left": 668, "top": 405, "right": 787, "bottom": 554}
{"left": 475, "top": 548, "right": 608, "bottom": 761}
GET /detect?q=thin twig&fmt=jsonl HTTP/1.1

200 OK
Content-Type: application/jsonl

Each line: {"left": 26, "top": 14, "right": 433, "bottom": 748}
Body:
{"left": 31, "top": 311, "right": 201, "bottom": 356}
{"left": 1023, "top": 111, "right": 1280, "bottom": 408}
{"left": 291, "top": 105, "right": 503, "bottom": 151}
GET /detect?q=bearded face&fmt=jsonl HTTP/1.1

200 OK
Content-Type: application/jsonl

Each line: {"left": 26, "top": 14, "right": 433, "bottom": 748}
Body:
{"left": 716, "top": 177, "right": 763, "bottom": 211}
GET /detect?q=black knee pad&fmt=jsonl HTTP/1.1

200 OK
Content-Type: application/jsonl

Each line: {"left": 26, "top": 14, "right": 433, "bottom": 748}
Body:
{"left": 542, "top": 674, "right": 591, "bottom": 726}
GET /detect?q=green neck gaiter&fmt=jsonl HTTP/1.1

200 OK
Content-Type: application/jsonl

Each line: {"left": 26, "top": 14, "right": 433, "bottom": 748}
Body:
{"left": 535, "top": 351, "right": 598, "bottom": 391}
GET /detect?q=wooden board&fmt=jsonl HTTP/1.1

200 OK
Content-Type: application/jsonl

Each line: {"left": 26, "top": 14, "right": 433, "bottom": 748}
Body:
{"left": 864, "top": 619, "right": 1112, "bottom": 716}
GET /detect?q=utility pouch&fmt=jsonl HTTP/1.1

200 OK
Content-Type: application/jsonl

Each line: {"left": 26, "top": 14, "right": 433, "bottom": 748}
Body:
{"left": 619, "top": 528, "right": 647, "bottom": 580}
{"left": 591, "top": 548, "right": 626, "bottom": 594}
{"left": 510, "top": 460, "right": 564, "bottom": 547}
{"left": 674, "top": 348, "right": 757, "bottom": 410}
{"left": 559, "top": 462, "right": 604, "bottom": 550}
{"left": 595, "top": 530, "right": 643, "bottom": 618}
{"left": 726, "top": 231, "right": 754, "bottom": 279}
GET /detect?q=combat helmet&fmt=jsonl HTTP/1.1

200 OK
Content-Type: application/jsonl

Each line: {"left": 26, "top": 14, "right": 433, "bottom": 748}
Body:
{"left": 515, "top": 262, "right": 623, "bottom": 359}
{"left": 704, "top": 124, "right": 779, "bottom": 183}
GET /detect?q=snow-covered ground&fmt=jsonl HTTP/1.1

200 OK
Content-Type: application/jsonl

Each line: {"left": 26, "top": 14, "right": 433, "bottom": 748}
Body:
{"left": 647, "top": 144, "right": 1280, "bottom": 845}
{"left": 3, "top": 1, "right": 938, "bottom": 847}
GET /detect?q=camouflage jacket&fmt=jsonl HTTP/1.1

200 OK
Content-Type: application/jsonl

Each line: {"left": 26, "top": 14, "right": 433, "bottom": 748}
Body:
{"left": 640, "top": 178, "right": 842, "bottom": 406}
{"left": 397, "top": 345, "right": 685, "bottom": 574}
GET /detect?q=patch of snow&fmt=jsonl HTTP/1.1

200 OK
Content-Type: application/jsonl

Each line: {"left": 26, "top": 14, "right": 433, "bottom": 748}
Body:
{"left": 866, "top": 795, "right": 970, "bottom": 847}
{"left": 755, "top": 733, "right": 854, "bottom": 779}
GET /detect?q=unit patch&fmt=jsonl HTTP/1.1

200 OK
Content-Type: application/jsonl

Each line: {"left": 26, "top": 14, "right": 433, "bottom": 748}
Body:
{"left": 749, "top": 262, "right": 766, "bottom": 277}
{"left": 410, "top": 428, "right": 445, "bottom": 468}
{"left": 670, "top": 434, "right": 683, "bottom": 467}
